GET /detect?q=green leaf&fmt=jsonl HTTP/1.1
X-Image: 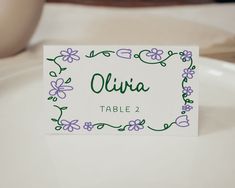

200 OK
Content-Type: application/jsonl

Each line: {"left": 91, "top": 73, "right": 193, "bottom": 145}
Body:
{"left": 183, "top": 77, "right": 188, "bottom": 82}
{"left": 164, "top": 124, "right": 169, "bottom": 129}
{"left": 103, "top": 52, "right": 111, "bottom": 57}
{"left": 61, "top": 107, "right": 68, "bottom": 110}
{"left": 140, "top": 119, "right": 146, "bottom": 125}
{"left": 168, "top": 50, "right": 173, "bottom": 56}
{"left": 55, "top": 126, "right": 62, "bottom": 131}
{"left": 97, "top": 124, "right": 105, "bottom": 129}
{"left": 47, "top": 58, "right": 54, "bottom": 61}
{"left": 118, "top": 127, "right": 125, "bottom": 131}
{"left": 53, "top": 97, "right": 57, "bottom": 102}
{"left": 61, "top": 67, "right": 67, "bottom": 71}
{"left": 90, "top": 50, "right": 95, "bottom": 56}
{"left": 134, "top": 54, "right": 139, "bottom": 58}
{"left": 49, "top": 71, "right": 57, "bottom": 77}
{"left": 160, "top": 62, "right": 166, "bottom": 67}
{"left": 48, "top": 96, "right": 53, "bottom": 100}
{"left": 51, "top": 118, "right": 57, "bottom": 122}
{"left": 65, "top": 78, "right": 71, "bottom": 84}
{"left": 186, "top": 99, "right": 194, "bottom": 103}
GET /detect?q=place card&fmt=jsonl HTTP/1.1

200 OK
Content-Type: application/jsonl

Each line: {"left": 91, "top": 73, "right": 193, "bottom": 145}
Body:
{"left": 44, "top": 46, "right": 198, "bottom": 136}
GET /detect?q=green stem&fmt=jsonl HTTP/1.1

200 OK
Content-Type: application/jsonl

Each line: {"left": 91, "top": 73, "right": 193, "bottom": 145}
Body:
{"left": 47, "top": 55, "right": 65, "bottom": 75}
{"left": 53, "top": 105, "right": 63, "bottom": 126}
{"left": 85, "top": 50, "right": 115, "bottom": 58}
{"left": 147, "top": 122, "right": 175, "bottom": 131}
{"left": 93, "top": 123, "right": 122, "bottom": 130}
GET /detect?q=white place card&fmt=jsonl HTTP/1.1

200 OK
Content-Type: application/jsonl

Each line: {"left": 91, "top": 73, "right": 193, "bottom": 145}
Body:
{"left": 44, "top": 46, "right": 198, "bottom": 136}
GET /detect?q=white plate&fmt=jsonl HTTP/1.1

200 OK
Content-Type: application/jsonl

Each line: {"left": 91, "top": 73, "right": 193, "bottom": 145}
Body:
{"left": 0, "top": 57, "right": 235, "bottom": 188}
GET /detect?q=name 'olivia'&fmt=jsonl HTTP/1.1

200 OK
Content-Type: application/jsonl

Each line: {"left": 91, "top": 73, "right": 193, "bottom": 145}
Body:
{"left": 90, "top": 72, "right": 150, "bottom": 94}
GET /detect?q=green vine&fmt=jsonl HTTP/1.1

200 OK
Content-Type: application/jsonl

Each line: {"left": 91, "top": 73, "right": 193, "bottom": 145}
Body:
{"left": 85, "top": 50, "right": 115, "bottom": 58}
{"left": 51, "top": 105, "right": 68, "bottom": 130}
{"left": 147, "top": 122, "right": 176, "bottom": 131}
{"left": 47, "top": 55, "right": 67, "bottom": 77}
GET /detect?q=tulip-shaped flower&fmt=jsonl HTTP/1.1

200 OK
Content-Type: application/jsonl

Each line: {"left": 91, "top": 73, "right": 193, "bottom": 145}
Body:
{"left": 116, "top": 48, "right": 132, "bottom": 59}
{"left": 175, "top": 115, "right": 190, "bottom": 127}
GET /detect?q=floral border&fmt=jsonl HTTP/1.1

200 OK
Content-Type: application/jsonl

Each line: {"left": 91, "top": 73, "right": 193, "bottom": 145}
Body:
{"left": 46, "top": 47, "right": 196, "bottom": 132}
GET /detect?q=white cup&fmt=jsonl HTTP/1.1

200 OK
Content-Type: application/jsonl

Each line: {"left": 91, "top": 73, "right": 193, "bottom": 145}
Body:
{"left": 0, "top": 0, "right": 44, "bottom": 58}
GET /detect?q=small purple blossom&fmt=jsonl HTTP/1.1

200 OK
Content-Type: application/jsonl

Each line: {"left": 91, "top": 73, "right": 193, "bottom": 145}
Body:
{"left": 182, "top": 68, "right": 195, "bottom": 79}
{"left": 146, "top": 48, "right": 164, "bottom": 60}
{"left": 49, "top": 78, "right": 73, "bottom": 99}
{"left": 183, "top": 86, "right": 193, "bottom": 96}
{"left": 128, "top": 119, "right": 144, "bottom": 131}
{"left": 60, "top": 48, "right": 80, "bottom": 63}
{"left": 182, "top": 104, "right": 193, "bottom": 112}
{"left": 175, "top": 115, "right": 189, "bottom": 127}
{"left": 83, "top": 122, "right": 93, "bottom": 131}
{"left": 181, "top": 50, "right": 192, "bottom": 61}
{"left": 116, "top": 48, "right": 132, "bottom": 59}
{"left": 61, "top": 119, "right": 80, "bottom": 132}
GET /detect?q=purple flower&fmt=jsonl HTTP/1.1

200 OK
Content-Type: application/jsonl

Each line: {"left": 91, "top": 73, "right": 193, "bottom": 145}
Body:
{"left": 146, "top": 48, "right": 164, "bottom": 60}
{"left": 128, "top": 119, "right": 144, "bottom": 131}
{"left": 183, "top": 86, "right": 193, "bottom": 96}
{"left": 83, "top": 122, "right": 93, "bottom": 131}
{"left": 61, "top": 119, "right": 80, "bottom": 132}
{"left": 182, "top": 68, "right": 195, "bottom": 79}
{"left": 175, "top": 115, "right": 189, "bottom": 127}
{"left": 182, "top": 104, "right": 193, "bottom": 112}
{"left": 49, "top": 78, "right": 73, "bottom": 99}
{"left": 116, "top": 48, "right": 132, "bottom": 59}
{"left": 181, "top": 50, "right": 192, "bottom": 61}
{"left": 60, "top": 48, "right": 80, "bottom": 63}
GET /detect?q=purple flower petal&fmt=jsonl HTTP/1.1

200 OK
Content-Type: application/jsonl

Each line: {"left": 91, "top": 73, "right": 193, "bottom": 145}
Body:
{"left": 68, "top": 126, "right": 74, "bottom": 132}
{"left": 50, "top": 81, "right": 57, "bottom": 89}
{"left": 56, "top": 78, "right": 64, "bottom": 87}
{"left": 71, "top": 50, "right": 78, "bottom": 55}
{"left": 62, "top": 55, "right": 69, "bottom": 61}
{"left": 71, "top": 54, "right": 80, "bottom": 60}
{"left": 156, "top": 54, "right": 162, "bottom": 60}
{"left": 59, "top": 85, "right": 73, "bottom": 91}
{"left": 67, "top": 48, "right": 73, "bottom": 54}
{"left": 67, "top": 57, "right": 73, "bottom": 63}
{"left": 71, "top": 124, "right": 80, "bottom": 130}
{"left": 63, "top": 124, "right": 70, "bottom": 131}
{"left": 138, "top": 124, "right": 144, "bottom": 130}
{"left": 134, "top": 126, "right": 140, "bottom": 131}
{"left": 60, "top": 50, "right": 69, "bottom": 56}
{"left": 128, "top": 125, "right": 135, "bottom": 131}
{"left": 129, "top": 121, "right": 135, "bottom": 126}
{"left": 61, "top": 119, "right": 70, "bottom": 125}
{"left": 151, "top": 48, "right": 157, "bottom": 53}
{"left": 150, "top": 55, "right": 157, "bottom": 60}
{"left": 157, "top": 50, "right": 163, "bottom": 55}
{"left": 135, "top": 119, "right": 141, "bottom": 125}
{"left": 146, "top": 52, "right": 154, "bottom": 57}
{"left": 49, "top": 89, "right": 57, "bottom": 96}
{"left": 57, "top": 91, "right": 66, "bottom": 99}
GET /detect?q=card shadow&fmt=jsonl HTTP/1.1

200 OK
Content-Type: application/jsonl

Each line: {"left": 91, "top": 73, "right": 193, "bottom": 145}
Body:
{"left": 199, "top": 106, "right": 235, "bottom": 136}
